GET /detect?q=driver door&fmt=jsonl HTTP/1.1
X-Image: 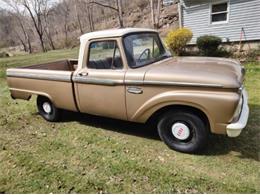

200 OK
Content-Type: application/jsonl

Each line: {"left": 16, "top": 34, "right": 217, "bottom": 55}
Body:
{"left": 74, "top": 39, "right": 127, "bottom": 120}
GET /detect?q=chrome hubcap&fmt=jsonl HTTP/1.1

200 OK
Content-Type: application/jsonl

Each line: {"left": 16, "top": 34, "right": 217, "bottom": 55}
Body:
{"left": 171, "top": 122, "right": 190, "bottom": 140}
{"left": 43, "top": 102, "right": 52, "bottom": 114}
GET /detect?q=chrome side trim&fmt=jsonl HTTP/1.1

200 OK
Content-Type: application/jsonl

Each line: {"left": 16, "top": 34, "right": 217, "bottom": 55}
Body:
{"left": 145, "top": 81, "right": 224, "bottom": 87}
{"left": 7, "top": 69, "right": 225, "bottom": 88}
{"left": 125, "top": 80, "right": 144, "bottom": 85}
{"left": 7, "top": 71, "right": 71, "bottom": 82}
{"left": 73, "top": 77, "right": 124, "bottom": 86}
{"left": 74, "top": 77, "right": 224, "bottom": 88}
{"left": 125, "top": 80, "right": 224, "bottom": 88}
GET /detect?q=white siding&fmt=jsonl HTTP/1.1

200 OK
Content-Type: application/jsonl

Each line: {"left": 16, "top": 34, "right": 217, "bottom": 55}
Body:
{"left": 182, "top": 0, "right": 260, "bottom": 44}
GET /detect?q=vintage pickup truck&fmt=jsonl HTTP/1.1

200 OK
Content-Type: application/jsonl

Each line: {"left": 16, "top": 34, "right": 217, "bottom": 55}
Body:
{"left": 6, "top": 28, "right": 249, "bottom": 153}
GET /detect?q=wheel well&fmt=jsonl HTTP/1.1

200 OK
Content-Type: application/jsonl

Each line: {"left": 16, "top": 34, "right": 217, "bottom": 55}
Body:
{"left": 37, "top": 95, "right": 49, "bottom": 101}
{"left": 147, "top": 105, "right": 210, "bottom": 130}
{"left": 36, "top": 95, "right": 55, "bottom": 105}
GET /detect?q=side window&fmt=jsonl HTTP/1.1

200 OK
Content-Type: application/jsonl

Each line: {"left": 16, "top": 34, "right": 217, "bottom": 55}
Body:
{"left": 210, "top": 1, "right": 229, "bottom": 24}
{"left": 88, "top": 40, "right": 123, "bottom": 69}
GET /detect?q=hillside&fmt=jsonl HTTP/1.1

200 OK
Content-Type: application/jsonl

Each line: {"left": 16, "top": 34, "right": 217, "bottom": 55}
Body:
{"left": 94, "top": 4, "right": 178, "bottom": 33}
{"left": 0, "top": 1, "right": 179, "bottom": 54}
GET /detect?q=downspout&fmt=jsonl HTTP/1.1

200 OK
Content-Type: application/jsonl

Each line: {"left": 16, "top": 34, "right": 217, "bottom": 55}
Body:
{"left": 178, "top": 0, "right": 183, "bottom": 28}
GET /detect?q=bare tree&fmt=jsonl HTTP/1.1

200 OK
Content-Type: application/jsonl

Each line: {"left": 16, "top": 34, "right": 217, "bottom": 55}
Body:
{"left": 156, "top": 0, "right": 161, "bottom": 28}
{"left": 58, "top": 0, "right": 70, "bottom": 48}
{"left": 21, "top": 0, "right": 50, "bottom": 52}
{"left": 3, "top": 0, "right": 33, "bottom": 53}
{"left": 89, "top": 0, "right": 124, "bottom": 28}
{"left": 86, "top": 0, "right": 94, "bottom": 32}
{"left": 116, "top": 0, "right": 123, "bottom": 28}
{"left": 150, "top": 0, "right": 161, "bottom": 29}
{"left": 43, "top": 11, "right": 56, "bottom": 50}
{"left": 150, "top": 0, "right": 155, "bottom": 28}
{"left": 74, "top": 0, "right": 84, "bottom": 34}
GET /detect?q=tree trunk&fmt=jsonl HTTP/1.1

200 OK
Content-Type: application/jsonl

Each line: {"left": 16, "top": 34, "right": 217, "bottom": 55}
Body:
{"left": 117, "top": 0, "right": 124, "bottom": 28}
{"left": 19, "top": 38, "right": 28, "bottom": 52}
{"left": 27, "top": 35, "right": 32, "bottom": 53}
{"left": 75, "top": 1, "right": 84, "bottom": 34}
{"left": 64, "top": 23, "right": 68, "bottom": 47}
{"left": 43, "top": 12, "right": 56, "bottom": 51}
{"left": 17, "top": 19, "right": 29, "bottom": 50}
{"left": 15, "top": 30, "right": 27, "bottom": 52}
{"left": 47, "top": 32, "right": 56, "bottom": 50}
{"left": 39, "top": 34, "right": 46, "bottom": 52}
{"left": 77, "top": 13, "right": 84, "bottom": 34}
{"left": 87, "top": 4, "right": 94, "bottom": 32}
{"left": 150, "top": 0, "right": 155, "bottom": 28}
{"left": 156, "top": 0, "right": 161, "bottom": 29}
{"left": 44, "top": 27, "right": 56, "bottom": 50}
{"left": 23, "top": 2, "right": 46, "bottom": 52}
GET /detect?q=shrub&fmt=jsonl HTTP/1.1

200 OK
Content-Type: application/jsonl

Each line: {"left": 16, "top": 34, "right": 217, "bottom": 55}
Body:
{"left": 214, "top": 46, "right": 231, "bottom": 57}
{"left": 0, "top": 51, "right": 9, "bottom": 58}
{"left": 165, "top": 28, "right": 193, "bottom": 56}
{"left": 136, "top": 0, "right": 149, "bottom": 10}
{"left": 246, "top": 46, "right": 260, "bottom": 62}
{"left": 197, "top": 35, "right": 222, "bottom": 56}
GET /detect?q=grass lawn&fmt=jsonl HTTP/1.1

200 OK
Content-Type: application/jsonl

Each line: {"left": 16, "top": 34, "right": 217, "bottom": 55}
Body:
{"left": 0, "top": 49, "right": 259, "bottom": 193}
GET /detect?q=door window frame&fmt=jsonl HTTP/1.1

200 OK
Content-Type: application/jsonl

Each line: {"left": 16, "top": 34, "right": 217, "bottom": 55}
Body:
{"left": 85, "top": 38, "right": 126, "bottom": 70}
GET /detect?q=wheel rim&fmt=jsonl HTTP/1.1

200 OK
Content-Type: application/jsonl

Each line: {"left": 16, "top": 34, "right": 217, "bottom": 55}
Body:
{"left": 171, "top": 122, "right": 190, "bottom": 141}
{"left": 42, "top": 102, "right": 52, "bottom": 114}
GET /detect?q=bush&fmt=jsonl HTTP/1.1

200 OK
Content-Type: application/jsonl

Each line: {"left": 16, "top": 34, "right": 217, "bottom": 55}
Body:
{"left": 245, "top": 47, "right": 260, "bottom": 62}
{"left": 136, "top": 0, "right": 149, "bottom": 10}
{"left": 197, "top": 35, "right": 222, "bottom": 56}
{"left": 165, "top": 28, "right": 193, "bottom": 56}
{"left": 0, "top": 51, "right": 9, "bottom": 58}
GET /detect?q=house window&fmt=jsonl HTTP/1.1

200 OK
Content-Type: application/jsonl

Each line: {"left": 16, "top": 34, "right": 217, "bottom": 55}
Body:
{"left": 210, "top": 1, "right": 229, "bottom": 24}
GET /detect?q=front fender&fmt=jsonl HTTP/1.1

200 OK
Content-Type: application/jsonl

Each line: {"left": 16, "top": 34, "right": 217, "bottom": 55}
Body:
{"left": 130, "top": 90, "right": 239, "bottom": 134}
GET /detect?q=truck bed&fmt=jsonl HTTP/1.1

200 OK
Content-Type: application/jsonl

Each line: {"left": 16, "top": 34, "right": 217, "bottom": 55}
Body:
{"left": 6, "top": 59, "right": 78, "bottom": 112}
{"left": 19, "top": 59, "right": 78, "bottom": 71}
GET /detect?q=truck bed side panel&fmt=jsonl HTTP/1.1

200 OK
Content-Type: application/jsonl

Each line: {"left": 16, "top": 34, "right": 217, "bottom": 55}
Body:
{"left": 7, "top": 70, "right": 77, "bottom": 112}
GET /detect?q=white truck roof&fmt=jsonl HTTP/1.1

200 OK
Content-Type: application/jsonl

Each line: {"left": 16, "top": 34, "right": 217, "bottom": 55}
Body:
{"left": 80, "top": 28, "right": 157, "bottom": 42}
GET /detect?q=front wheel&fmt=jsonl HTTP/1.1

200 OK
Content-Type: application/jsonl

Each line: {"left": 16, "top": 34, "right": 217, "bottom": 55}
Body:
{"left": 37, "top": 96, "right": 60, "bottom": 122}
{"left": 157, "top": 110, "right": 209, "bottom": 153}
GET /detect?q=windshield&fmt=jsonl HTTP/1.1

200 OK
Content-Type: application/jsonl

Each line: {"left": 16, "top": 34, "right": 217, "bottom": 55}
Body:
{"left": 123, "top": 32, "right": 171, "bottom": 68}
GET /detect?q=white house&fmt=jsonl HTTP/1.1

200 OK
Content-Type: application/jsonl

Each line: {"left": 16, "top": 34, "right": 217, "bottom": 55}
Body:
{"left": 179, "top": 0, "right": 260, "bottom": 45}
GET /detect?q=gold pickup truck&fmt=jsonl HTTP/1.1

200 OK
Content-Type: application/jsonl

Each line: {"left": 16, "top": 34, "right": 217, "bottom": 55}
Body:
{"left": 6, "top": 28, "right": 249, "bottom": 153}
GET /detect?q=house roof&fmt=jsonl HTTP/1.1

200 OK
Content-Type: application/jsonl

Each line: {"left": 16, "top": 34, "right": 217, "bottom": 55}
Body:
{"left": 80, "top": 28, "right": 157, "bottom": 42}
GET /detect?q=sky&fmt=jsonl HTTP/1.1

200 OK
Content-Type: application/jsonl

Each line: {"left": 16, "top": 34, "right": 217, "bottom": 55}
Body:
{"left": 0, "top": 1, "right": 10, "bottom": 10}
{"left": 0, "top": 0, "right": 59, "bottom": 11}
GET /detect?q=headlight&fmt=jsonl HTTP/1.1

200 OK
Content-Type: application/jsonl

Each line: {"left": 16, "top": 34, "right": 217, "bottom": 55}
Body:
{"left": 233, "top": 95, "right": 243, "bottom": 121}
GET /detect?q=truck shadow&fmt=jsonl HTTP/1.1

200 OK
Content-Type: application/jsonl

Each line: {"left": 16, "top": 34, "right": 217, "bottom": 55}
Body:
{"left": 60, "top": 104, "right": 259, "bottom": 161}
{"left": 61, "top": 110, "right": 160, "bottom": 141}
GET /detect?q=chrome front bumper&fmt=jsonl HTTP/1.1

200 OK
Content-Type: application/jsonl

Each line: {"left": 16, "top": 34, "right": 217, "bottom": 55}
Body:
{"left": 226, "top": 89, "right": 249, "bottom": 137}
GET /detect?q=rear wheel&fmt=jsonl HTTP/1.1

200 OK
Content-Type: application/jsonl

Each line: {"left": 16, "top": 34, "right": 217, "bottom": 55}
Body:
{"left": 157, "top": 110, "right": 209, "bottom": 153}
{"left": 37, "top": 96, "right": 60, "bottom": 122}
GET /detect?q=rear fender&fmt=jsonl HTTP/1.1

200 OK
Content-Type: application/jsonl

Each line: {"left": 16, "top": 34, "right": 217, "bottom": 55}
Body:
{"left": 10, "top": 88, "right": 53, "bottom": 103}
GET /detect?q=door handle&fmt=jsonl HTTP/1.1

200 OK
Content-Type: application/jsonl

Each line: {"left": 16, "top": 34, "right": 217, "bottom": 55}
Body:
{"left": 127, "top": 87, "right": 143, "bottom": 94}
{"left": 79, "top": 72, "right": 88, "bottom": 76}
